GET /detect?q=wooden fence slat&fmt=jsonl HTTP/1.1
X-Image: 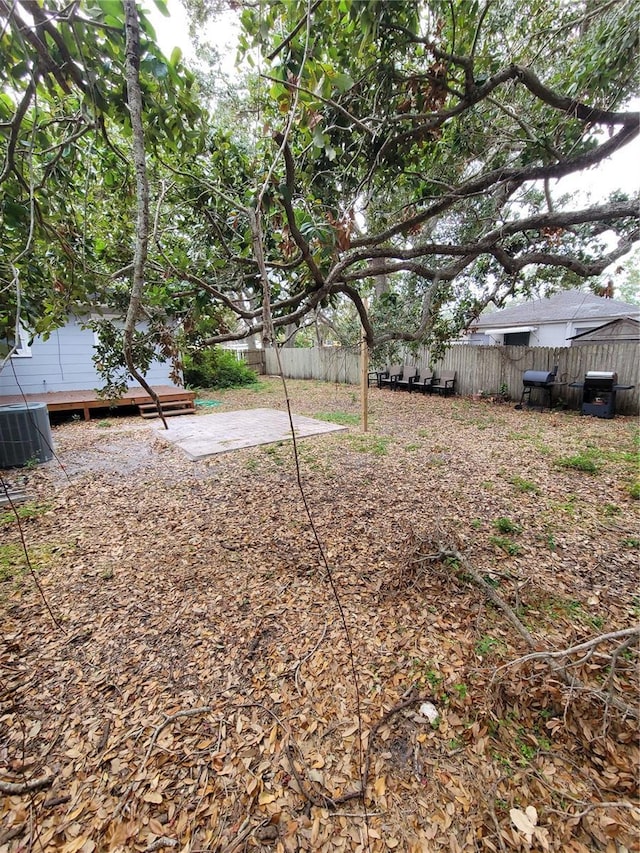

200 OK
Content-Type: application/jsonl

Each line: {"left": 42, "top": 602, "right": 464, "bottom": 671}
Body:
{"left": 264, "top": 342, "right": 639, "bottom": 414}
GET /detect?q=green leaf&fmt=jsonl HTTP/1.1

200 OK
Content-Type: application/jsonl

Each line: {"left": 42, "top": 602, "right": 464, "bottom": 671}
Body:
{"left": 152, "top": 0, "right": 170, "bottom": 17}
{"left": 95, "top": 0, "right": 125, "bottom": 19}
{"left": 9, "top": 60, "right": 30, "bottom": 80}
{"left": 332, "top": 72, "right": 353, "bottom": 92}
{"left": 277, "top": 182, "right": 292, "bottom": 204}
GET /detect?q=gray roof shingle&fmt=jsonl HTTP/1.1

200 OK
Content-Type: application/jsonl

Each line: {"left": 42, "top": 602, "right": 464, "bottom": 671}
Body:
{"left": 472, "top": 290, "right": 640, "bottom": 329}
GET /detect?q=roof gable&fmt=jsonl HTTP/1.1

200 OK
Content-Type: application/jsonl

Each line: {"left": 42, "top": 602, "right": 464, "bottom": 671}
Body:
{"left": 472, "top": 290, "right": 640, "bottom": 329}
{"left": 568, "top": 316, "right": 640, "bottom": 342}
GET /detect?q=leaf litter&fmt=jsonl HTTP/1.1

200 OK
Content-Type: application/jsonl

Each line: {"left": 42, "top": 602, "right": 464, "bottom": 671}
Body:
{"left": 1, "top": 379, "right": 638, "bottom": 852}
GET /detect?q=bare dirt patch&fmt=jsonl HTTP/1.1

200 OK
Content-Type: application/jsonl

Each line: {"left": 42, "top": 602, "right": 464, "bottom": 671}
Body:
{"left": 1, "top": 379, "right": 638, "bottom": 852}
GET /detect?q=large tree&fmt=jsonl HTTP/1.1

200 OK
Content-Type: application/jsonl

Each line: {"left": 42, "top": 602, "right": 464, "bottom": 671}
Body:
{"left": 193, "top": 0, "right": 638, "bottom": 352}
{"left": 1, "top": 0, "right": 638, "bottom": 369}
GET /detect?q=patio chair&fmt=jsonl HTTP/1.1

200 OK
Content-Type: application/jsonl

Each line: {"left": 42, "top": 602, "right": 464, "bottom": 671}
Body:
{"left": 410, "top": 368, "right": 434, "bottom": 394}
{"left": 368, "top": 367, "right": 386, "bottom": 388}
{"left": 395, "top": 364, "right": 419, "bottom": 392}
{"left": 431, "top": 370, "right": 457, "bottom": 396}
{"left": 379, "top": 364, "right": 403, "bottom": 390}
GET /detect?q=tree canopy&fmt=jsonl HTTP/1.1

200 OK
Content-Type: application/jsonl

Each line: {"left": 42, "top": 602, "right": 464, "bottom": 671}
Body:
{"left": 1, "top": 0, "right": 638, "bottom": 368}
{"left": 0, "top": 0, "right": 203, "bottom": 361}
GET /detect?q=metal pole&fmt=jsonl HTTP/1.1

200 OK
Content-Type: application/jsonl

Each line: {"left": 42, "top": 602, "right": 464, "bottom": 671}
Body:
{"left": 361, "top": 333, "right": 368, "bottom": 433}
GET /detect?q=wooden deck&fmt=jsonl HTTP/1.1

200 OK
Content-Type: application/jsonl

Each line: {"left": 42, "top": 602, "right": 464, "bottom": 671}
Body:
{"left": 0, "top": 386, "right": 196, "bottom": 421}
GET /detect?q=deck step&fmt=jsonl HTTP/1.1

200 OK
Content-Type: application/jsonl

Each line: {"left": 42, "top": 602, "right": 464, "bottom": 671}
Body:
{"left": 138, "top": 399, "right": 196, "bottom": 418}
{"left": 138, "top": 399, "right": 194, "bottom": 411}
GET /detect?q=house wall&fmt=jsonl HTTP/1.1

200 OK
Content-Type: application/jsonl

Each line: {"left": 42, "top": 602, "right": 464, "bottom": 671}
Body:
{"left": 535, "top": 323, "right": 567, "bottom": 347}
{"left": 0, "top": 316, "right": 177, "bottom": 396}
{"left": 480, "top": 321, "right": 605, "bottom": 348}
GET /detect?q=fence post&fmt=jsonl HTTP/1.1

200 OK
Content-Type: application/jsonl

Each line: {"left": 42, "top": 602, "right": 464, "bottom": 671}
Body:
{"left": 361, "top": 334, "right": 368, "bottom": 433}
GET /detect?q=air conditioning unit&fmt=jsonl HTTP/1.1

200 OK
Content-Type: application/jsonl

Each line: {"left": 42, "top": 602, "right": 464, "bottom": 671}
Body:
{"left": 0, "top": 403, "right": 54, "bottom": 468}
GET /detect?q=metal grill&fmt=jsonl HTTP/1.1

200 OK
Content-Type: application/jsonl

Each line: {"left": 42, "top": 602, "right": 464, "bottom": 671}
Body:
{"left": 570, "top": 371, "right": 635, "bottom": 419}
{"left": 522, "top": 369, "right": 557, "bottom": 387}
{"left": 517, "top": 366, "right": 559, "bottom": 411}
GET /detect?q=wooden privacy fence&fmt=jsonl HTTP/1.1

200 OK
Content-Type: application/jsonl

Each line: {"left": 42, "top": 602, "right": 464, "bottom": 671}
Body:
{"left": 241, "top": 350, "right": 265, "bottom": 374}
{"left": 264, "top": 342, "right": 640, "bottom": 414}
{"left": 264, "top": 346, "right": 361, "bottom": 385}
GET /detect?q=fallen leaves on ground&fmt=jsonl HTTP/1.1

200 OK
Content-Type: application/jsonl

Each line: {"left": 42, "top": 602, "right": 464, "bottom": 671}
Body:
{"left": 1, "top": 380, "right": 638, "bottom": 852}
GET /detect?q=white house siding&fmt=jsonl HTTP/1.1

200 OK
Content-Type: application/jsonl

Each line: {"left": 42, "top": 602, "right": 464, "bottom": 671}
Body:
{"left": 482, "top": 322, "right": 612, "bottom": 348}
{"left": 538, "top": 321, "right": 615, "bottom": 346}
{"left": 469, "top": 292, "right": 640, "bottom": 348}
{"left": 0, "top": 316, "right": 176, "bottom": 396}
{"left": 534, "top": 322, "right": 569, "bottom": 347}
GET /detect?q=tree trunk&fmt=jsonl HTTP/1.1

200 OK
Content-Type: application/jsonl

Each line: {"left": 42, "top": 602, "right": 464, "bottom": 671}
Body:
{"left": 281, "top": 322, "right": 299, "bottom": 347}
{"left": 238, "top": 289, "right": 259, "bottom": 350}
{"left": 248, "top": 208, "right": 274, "bottom": 347}
{"left": 122, "top": 0, "right": 167, "bottom": 428}
{"left": 371, "top": 256, "right": 389, "bottom": 298}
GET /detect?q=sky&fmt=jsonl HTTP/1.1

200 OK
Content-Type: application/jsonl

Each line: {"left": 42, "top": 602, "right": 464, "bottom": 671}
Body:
{"left": 147, "top": 0, "right": 639, "bottom": 287}
{"left": 149, "top": 0, "right": 238, "bottom": 75}
{"left": 148, "top": 1, "right": 639, "bottom": 203}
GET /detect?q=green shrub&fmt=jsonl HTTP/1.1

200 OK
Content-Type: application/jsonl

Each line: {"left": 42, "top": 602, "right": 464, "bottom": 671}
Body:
{"left": 183, "top": 347, "right": 257, "bottom": 389}
{"left": 556, "top": 453, "right": 601, "bottom": 473}
{"left": 493, "top": 517, "right": 522, "bottom": 534}
{"left": 489, "top": 535, "right": 522, "bottom": 556}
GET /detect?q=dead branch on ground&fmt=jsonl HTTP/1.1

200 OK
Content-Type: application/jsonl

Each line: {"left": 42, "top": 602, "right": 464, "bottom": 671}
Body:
{"left": 548, "top": 801, "right": 640, "bottom": 820}
{"left": 495, "top": 627, "right": 640, "bottom": 672}
{"left": 0, "top": 774, "right": 54, "bottom": 794}
{"left": 240, "top": 694, "right": 433, "bottom": 809}
{"left": 142, "top": 706, "right": 216, "bottom": 770}
{"left": 415, "top": 539, "right": 639, "bottom": 720}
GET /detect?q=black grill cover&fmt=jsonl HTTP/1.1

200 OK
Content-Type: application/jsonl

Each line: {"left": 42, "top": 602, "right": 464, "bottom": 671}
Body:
{"left": 523, "top": 370, "right": 556, "bottom": 386}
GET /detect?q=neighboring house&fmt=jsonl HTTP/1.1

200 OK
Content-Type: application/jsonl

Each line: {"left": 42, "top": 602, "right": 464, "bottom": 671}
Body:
{"left": 220, "top": 338, "right": 263, "bottom": 357}
{"left": 567, "top": 317, "right": 640, "bottom": 346}
{"left": 0, "top": 314, "right": 179, "bottom": 397}
{"left": 466, "top": 290, "right": 640, "bottom": 347}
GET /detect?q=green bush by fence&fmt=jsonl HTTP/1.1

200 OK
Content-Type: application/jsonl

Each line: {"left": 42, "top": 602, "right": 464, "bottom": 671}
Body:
{"left": 184, "top": 347, "right": 257, "bottom": 389}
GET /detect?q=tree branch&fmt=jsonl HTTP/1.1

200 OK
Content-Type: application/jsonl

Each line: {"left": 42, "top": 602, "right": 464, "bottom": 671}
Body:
{"left": 266, "top": 0, "right": 323, "bottom": 61}
{"left": 446, "top": 549, "right": 639, "bottom": 719}
{"left": 0, "top": 77, "right": 37, "bottom": 185}
{"left": 122, "top": 0, "right": 168, "bottom": 429}
{"left": 0, "top": 774, "right": 54, "bottom": 795}
{"left": 273, "top": 132, "right": 326, "bottom": 288}
{"left": 0, "top": 1, "right": 77, "bottom": 94}
{"left": 352, "top": 146, "right": 639, "bottom": 247}
{"left": 514, "top": 65, "right": 639, "bottom": 124}
{"left": 495, "top": 628, "right": 640, "bottom": 671}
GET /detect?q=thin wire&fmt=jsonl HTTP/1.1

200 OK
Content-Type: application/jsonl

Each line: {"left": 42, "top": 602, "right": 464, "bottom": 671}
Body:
{"left": 253, "top": 1, "right": 371, "bottom": 839}
{"left": 0, "top": 474, "right": 64, "bottom": 630}
{"left": 273, "top": 345, "right": 371, "bottom": 840}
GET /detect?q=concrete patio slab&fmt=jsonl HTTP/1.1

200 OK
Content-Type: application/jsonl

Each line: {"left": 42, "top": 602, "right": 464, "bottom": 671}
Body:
{"left": 151, "top": 407, "right": 347, "bottom": 460}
